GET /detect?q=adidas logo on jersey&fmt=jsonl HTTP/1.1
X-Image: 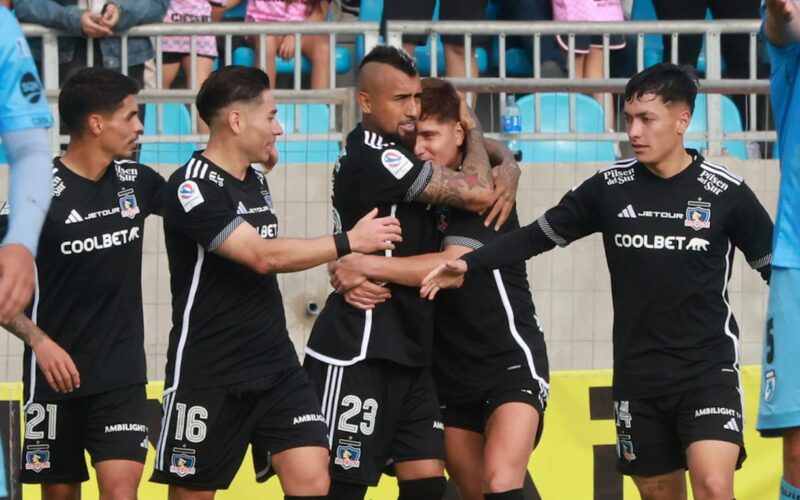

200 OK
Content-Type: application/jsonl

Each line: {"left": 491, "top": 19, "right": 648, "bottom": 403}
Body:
{"left": 723, "top": 418, "right": 740, "bottom": 432}
{"left": 617, "top": 205, "right": 636, "bottom": 218}
{"left": 65, "top": 209, "right": 83, "bottom": 224}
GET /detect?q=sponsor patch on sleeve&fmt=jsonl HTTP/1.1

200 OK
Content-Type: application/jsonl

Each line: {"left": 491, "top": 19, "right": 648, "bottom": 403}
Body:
{"left": 177, "top": 180, "right": 204, "bottom": 212}
{"left": 381, "top": 149, "right": 414, "bottom": 180}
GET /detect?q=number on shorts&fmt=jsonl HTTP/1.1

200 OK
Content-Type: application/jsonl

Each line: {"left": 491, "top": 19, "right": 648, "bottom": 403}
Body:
{"left": 337, "top": 395, "right": 378, "bottom": 436}
{"left": 25, "top": 403, "right": 57, "bottom": 440}
{"left": 614, "top": 400, "right": 632, "bottom": 429}
{"left": 174, "top": 403, "right": 208, "bottom": 443}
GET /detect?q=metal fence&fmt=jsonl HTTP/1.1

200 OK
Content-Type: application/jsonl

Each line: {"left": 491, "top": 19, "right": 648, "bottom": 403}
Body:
{"left": 21, "top": 19, "right": 772, "bottom": 157}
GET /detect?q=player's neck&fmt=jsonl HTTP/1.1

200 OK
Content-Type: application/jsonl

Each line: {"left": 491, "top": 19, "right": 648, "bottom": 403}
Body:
{"left": 60, "top": 142, "right": 114, "bottom": 181}
{"left": 643, "top": 147, "right": 693, "bottom": 179}
{"left": 202, "top": 139, "right": 250, "bottom": 180}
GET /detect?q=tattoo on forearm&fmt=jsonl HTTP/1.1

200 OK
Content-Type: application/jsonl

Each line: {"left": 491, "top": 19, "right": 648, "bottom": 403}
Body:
{"left": 3, "top": 316, "right": 43, "bottom": 347}
{"left": 460, "top": 129, "right": 492, "bottom": 188}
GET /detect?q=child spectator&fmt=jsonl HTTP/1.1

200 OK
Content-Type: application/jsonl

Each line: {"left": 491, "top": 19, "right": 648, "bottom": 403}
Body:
{"left": 246, "top": 0, "right": 331, "bottom": 89}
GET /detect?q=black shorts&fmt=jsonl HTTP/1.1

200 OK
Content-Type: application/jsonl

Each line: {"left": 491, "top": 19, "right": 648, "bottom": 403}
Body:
{"left": 615, "top": 385, "right": 747, "bottom": 477}
{"left": 162, "top": 52, "right": 217, "bottom": 64}
{"left": 381, "top": 0, "right": 488, "bottom": 46}
{"left": 21, "top": 384, "right": 148, "bottom": 484}
{"left": 304, "top": 357, "right": 445, "bottom": 486}
{"left": 150, "top": 367, "right": 328, "bottom": 490}
{"left": 441, "top": 371, "right": 548, "bottom": 447}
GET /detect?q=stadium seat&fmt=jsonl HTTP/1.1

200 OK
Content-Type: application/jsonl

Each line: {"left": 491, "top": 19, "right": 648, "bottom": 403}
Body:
{"left": 140, "top": 103, "right": 196, "bottom": 165}
{"left": 223, "top": 0, "right": 247, "bottom": 20}
{"left": 231, "top": 45, "right": 352, "bottom": 74}
{"left": 276, "top": 104, "right": 340, "bottom": 164}
{"left": 686, "top": 94, "right": 748, "bottom": 159}
{"left": 515, "top": 93, "right": 616, "bottom": 163}
{"left": 0, "top": 144, "right": 6, "bottom": 164}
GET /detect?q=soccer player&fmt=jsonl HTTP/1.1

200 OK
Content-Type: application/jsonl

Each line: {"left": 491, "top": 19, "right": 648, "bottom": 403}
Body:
{"left": 328, "top": 78, "right": 548, "bottom": 500}
{"left": 302, "top": 46, "right": 517, "bottom": 500}
{"left": 150, "top": 65, "right": 402, "bottom": 500}
{"left": 422, "top": 63, "right": 774, "bottom": 500}
{"left": 757, "top": 2, "right": 800, "bottom": 499}
{"left": 0, "top": 67, "right": 163, "bottom": 499}
{"left": 0, "top": 4, "right": 53, "bottom": 323}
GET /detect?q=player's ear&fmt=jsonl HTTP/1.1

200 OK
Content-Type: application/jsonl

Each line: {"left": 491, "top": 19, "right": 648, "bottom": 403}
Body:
{"left": 87, "top": 114, "right": 103, "bottom": 136}
{"left": 454, "top": 121, "right": 465, "bottom": 147}
{"left": 676, "top": 108, "right": 692, "bottom": 136}
{"left": 228, "top": 109, "right": 242, "bottom": 135}
{"left": 357, "top": 90, "right": 371, "bottom": 114}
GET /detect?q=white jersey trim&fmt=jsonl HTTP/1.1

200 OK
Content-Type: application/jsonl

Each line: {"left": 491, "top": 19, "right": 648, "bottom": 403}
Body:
{"left": 721, "top": 240, "right": 745, "bottom": 419}
{"left": 702, "top": 159, "right": 744, "bottom": 183}
{"left": 700, "top": 162, "right": 743, "bottom": 186}
{"left": 23, "top": 265, "right": 41, "bottom": 411}
{"left": 321, "top": 365, "right": 345, "bottom": 448}
{"left": 599, "top": 158, "right": 637, "bottom": 172}
{"left": 492, "top": 269, "right": 550, "bottom": 404}
{"left": 305, "top": 308, "right": 374, "bottom": 366}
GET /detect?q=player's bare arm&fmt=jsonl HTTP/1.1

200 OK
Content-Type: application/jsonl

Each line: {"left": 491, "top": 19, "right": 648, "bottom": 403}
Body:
{"left": 766, "top": 0, "right": 800, "bottom": 46}
{"left": 420, "top": 259, "right": 469, "bottom": 300}
{"left": 342, "top": 280, "right": 393, "bottom": 310}
{"left": 483, "top": 137, "right": 521, "bottom": 230}
{"left": 2, "top": 314, "right": 80, "bottom": 394}
{"left": 216, "top": 207, "right": 402, "bottom": 274}
{"left": 331, "top": 245, "right": 469, "bottom": 292}
{"left": 414, "top": 99, "right": 494, "bottom": 212}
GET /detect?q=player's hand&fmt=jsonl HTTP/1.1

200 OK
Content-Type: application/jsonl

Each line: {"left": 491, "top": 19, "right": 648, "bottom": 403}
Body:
{"left": 0, "top": 244, "right": 35, "bottom": 323}
{"left": 458, "top": 93, "right": 479, "bottom": 131}
{"left": 420, "top": 259, "right": 467, "bottom": 300}
{"left": 33, "top": 336, "right": 80, "bottom": 394}
{"left": 100, "top": 3, "right": 121, "bottom": 30}
{"left": 278, "top": 35, "right": 296, "bottom": 60}
{"left": 330, "top": 254, "right": 368, "bottom": 292}
{"left": 767, "top": 0, "right": 794, "bottom": 23}
{"left": 343, "top": 281, "right": 391, "bottom": 310}
{"left": 484, "top": 160, "right": 520, "bottom": 230}
{"left": 347, "top": 208, "right": 402, "bottom": 254}
{"left": 80, "top": 11, "right": 114, "bottom": 37}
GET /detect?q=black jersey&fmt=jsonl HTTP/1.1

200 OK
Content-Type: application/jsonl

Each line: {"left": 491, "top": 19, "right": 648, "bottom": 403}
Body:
{"left": 0, "top": 158, "right": 164, "bottom": 402}
{"left": 305, "top": 124, "right": 437, "bottom": 367}
{"left": 161, "top": 152, "right": 298, "bottom": 392}
{"left": 462, "top": 151, "right": 773, "bottom": 399}
{"left": 433, "top": 207, "right": 550, "bottom": 404}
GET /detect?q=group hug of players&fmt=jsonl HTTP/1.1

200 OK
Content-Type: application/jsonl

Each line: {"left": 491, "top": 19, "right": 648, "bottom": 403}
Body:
{"left": 3, "top": 1, "right": 800, "bottom": 499}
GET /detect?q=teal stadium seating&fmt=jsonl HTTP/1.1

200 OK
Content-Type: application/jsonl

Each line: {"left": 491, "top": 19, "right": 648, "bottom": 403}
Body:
{"left": 276, "top": 103, "right": 340, "bottom": 164}
{"left": 140, "top": 103, "right": 196, "bottom": 165}
{"left": 516, "top": 93, "right": 616, "bottom": 163}
{"left": 686, "top": 94, "right": 748, "bottom": 159}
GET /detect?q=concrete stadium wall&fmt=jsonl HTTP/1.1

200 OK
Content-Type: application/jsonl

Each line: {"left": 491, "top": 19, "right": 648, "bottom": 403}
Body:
{"left": 0, "top": 157, "right": 779, "bottom": 382}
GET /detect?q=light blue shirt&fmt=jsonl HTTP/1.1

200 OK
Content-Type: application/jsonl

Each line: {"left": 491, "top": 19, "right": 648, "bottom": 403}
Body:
{"left": 0, "top": 6, "right": 52, "bottom": 133}
{"left": 764, "top": 9, "right": 800, "bottom": 268}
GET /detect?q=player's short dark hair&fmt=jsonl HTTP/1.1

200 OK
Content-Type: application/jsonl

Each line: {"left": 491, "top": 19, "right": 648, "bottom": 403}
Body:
{"left": 59, "top": 67, "right": 140, "bottom": 135}
{"left": 196, "top": 65, "right": 271, "bottom": 125}
{"left": 624, "top": 63, "right": 699, "bottom": 114}
{"left": 358, "top": 45, "right": 418, "bottom": 77}
{"left": 420, "top": 78, "right": 460, "bottom": 124}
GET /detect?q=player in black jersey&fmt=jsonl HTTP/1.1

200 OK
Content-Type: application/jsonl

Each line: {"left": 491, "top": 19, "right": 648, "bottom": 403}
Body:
{"left": 0, "top": 67, "right": 163, "bottom": 499}
{"left": 150, "top": 65, "right": 402, "bottom": 500}
{"left": 422, "top": 64, "right": 775, "bottom": 500}
{"left": 303, "top": 46, "right": 524, "bottom": 500}
{"left": 328, "top": 78, "right": 547, "bottom": 500}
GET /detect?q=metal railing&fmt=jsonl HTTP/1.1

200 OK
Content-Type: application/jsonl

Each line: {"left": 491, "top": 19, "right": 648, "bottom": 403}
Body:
{"left": 21, "top": 19, "right": 772, "bottom": 158}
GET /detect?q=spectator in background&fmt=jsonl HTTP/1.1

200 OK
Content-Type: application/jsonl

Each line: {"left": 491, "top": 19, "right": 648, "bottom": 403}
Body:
{"left": 553, "top": 0, "right": 625, "bottom": 130}
{"left": 245, "top": 0, "right": 331, "bottom": 89}
{"left": 14, "top": 0, "right": 169, "bottom": 89}
{"left": 382, "top": 0, "right": 487, "bottom": 81}
{"left": 161, "top": 0, "right": 227, "bottom": 134}
{"left": 331, "top": 0, "right": 358, "bottom": 22}
{"left": 494, "top": 0, "right": 564, "bottom": 77}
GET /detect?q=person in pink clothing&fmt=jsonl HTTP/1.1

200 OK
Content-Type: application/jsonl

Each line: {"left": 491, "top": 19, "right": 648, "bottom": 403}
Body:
{"left": 246, "top": 0, "right": 331, "bottom": 89}
{"left": 162, "top": 0, "right": 227, "bottom": 133}
{"left": 553, "top": 0, "right": 625, "bottom": 129}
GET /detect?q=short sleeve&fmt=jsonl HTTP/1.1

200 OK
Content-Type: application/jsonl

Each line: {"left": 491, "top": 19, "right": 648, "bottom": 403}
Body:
{"left": 729, "top": 182, "right": 774, "bottom": 273}
{"left": 139, "top": 166, "right": 166, "bottom": 216}
{"left": 356, "top": 144, "right": 433, "bottom": 205}
{"left": 442, "top": 209, "right": 495, "bottom": 250}
{"left": 0, "top": 9, "right": 53, "bottom": 133}
{"left": 539, "top": 173, "right": 604, "bottom": 246}
{"left": 163, "top": 177, "right": 242, "bottom": 251}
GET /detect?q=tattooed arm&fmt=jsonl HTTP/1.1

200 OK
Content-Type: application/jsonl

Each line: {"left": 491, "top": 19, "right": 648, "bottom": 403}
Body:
{"left": 483, "top": 138, "right": 521, "bottom": 230}
{"left": 413, "top": 99, "right": 494, "bottom": 212}
{"left": 3, "top": 314, "right": 80, "bottom": 393}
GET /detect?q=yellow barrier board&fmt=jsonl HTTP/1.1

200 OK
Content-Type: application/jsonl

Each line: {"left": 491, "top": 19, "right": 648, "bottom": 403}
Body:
{"left": 1, "top": 366, "right": 780, "bottom": 499}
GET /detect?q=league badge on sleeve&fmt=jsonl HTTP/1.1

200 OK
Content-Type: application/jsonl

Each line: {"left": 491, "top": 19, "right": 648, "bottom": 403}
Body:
{"left": 118, "top": 189, "right": 140, "bottom": 219}
{"left": 684, "top": 201, "right": 711, "bottom": 231}
{"left": 178, "top": 180, "right": 204, "bottom": 213}
{"left": 381, "top": 149, "right": 414, "bottom": 180}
